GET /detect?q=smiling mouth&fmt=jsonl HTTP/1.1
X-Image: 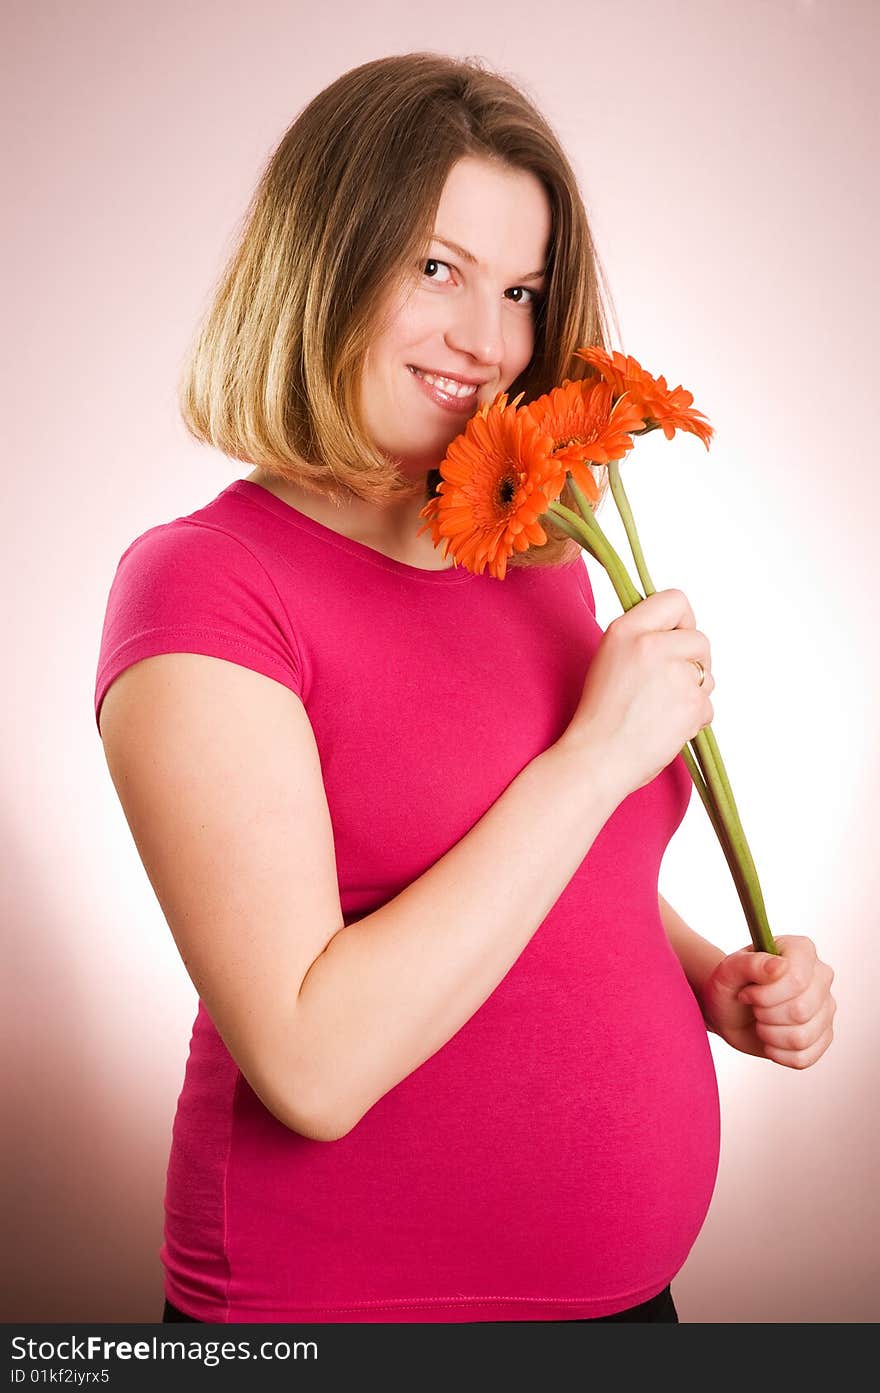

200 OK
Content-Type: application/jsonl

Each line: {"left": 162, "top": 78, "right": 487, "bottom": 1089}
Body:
{"left": 407, "top": 366, "right": 481, "bottom": 398}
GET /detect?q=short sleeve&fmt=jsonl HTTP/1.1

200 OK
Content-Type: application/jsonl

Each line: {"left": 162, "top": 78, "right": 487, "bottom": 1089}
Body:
{"left": 570, "top": 554, "right": 597, "bottom": 617}
{"left": 94, "top": 519, "right": 304, "bottom": 734}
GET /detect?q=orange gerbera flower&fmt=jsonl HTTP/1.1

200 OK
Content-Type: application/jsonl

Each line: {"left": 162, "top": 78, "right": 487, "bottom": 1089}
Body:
{"left": 522, "top": 377, "right": 647, "bottom": 499}
{"left": 416, "top": 390, "right": 568, "bottom": 580}
{"left": 574, "top": 346, "right": 714, "bottom": 449}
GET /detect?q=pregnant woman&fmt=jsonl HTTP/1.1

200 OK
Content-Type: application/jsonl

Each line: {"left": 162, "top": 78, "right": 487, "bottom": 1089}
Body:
{"left": 94, "top": 52, "right": 836, "bottom": 1325}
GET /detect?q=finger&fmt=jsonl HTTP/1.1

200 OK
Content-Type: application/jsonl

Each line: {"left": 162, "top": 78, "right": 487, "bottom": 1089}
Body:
{"left": 761, "top": 1022, "right": 835, "bottom": 1070}
{"left": 741, "top": 976, "right": 832, "bottom": 1025}
{"left": 738, "top": 957, "right": 799, "bottom": 1007}
{"left": 720, "top": 947, "right": 788, "bottom": 999}
{"left": 738, "top": 946, "right": 819, "bottom": 1007}
{"left": 753, "top": 994, "right": 836, "bottom": 1050}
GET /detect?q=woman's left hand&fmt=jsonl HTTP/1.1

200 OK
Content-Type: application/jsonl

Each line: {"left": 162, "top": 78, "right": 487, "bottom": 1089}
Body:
{"left": 701, "top": 934, "right": 837, "bottom": 1067}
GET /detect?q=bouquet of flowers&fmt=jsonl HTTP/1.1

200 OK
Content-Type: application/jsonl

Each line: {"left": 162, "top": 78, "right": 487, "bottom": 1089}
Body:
{"left": 417, "top": 346, "right": 778, "bottom": 956}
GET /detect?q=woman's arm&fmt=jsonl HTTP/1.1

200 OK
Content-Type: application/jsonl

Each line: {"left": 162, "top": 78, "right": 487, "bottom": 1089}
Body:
{"left": 658, "top": 893, "right": 726, "bottom": 1033}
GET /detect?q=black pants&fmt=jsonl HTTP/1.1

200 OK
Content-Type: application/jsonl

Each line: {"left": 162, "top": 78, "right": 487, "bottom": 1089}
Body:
{"left": 162, "top": 1284, "right": 678, "bottom": 1324}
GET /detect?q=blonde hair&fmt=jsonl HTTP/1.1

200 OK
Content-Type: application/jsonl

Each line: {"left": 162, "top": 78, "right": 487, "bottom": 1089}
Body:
{"left": 178, "top": 52, "right": 620, "bottom": 567}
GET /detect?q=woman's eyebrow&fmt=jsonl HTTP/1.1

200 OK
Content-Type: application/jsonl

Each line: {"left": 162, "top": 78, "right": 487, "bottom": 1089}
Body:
{"left": 432, "top": 234, "right": 546, "bottom": 282}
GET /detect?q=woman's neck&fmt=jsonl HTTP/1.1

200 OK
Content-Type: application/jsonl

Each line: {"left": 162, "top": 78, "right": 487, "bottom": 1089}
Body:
{"left": 243, "top": 468, "right": 455, "bottom": 570}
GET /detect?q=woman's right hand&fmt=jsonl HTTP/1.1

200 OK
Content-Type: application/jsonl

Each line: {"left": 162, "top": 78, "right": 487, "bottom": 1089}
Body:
{"left": 561, "top": 588, "right": 716, "bottom": 796}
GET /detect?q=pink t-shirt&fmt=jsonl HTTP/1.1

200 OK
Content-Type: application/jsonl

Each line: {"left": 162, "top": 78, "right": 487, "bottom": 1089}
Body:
{"left": 94, "top": 477, "right": 720, "bottom": 1323}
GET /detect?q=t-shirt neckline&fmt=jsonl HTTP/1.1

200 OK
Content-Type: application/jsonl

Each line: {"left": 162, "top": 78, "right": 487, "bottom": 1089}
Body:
{"left": 227, "top": 479, "right": 479, "bottom": 584}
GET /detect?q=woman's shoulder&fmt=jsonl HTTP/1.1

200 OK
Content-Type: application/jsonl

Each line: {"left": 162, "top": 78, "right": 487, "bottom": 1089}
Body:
{"left": 95, "top": 507, "right": 304, "bottom": 736}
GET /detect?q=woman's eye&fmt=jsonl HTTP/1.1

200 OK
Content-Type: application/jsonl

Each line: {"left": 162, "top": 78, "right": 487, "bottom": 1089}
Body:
{"left": 421, "top": 258, "right": 543, "bottom": 309}
{"left": 422, "top": 258, "right": 453, "bottom": 284}
{"left": 505, "top": 286, "right": 538, "bottom": 307}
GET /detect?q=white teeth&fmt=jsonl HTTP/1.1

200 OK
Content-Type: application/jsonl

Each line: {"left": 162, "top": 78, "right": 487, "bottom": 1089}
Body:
{"left": 411, "top": 368, "right": 478, "bottom": 398}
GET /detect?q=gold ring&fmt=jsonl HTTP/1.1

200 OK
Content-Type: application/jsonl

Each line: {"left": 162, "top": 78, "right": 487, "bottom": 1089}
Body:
{"left": 691, "top": 659, "right": 706, "bottom": 687}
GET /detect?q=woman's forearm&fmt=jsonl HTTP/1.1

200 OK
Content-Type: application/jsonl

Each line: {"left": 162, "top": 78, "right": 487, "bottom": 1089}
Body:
{"left": 658, "top": 893, "right": 726, "bottom": 1031}
{"left": 292, "top": 737, "right": 627, "bottom": 1139}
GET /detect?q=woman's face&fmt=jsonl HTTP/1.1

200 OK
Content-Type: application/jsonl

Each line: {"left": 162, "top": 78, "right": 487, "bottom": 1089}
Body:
{"left": 359, "top": 155, "right": 552, "bottom": 481}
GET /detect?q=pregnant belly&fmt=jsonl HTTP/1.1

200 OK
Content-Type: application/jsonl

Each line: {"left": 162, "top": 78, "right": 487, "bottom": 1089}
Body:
{"left": 221, "top": 933, "right": 721, "bottom": 1311}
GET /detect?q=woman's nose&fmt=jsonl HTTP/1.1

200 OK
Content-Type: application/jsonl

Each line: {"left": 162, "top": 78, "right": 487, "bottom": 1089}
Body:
{"left": 444, "top": 289, "right": 505, "bottom": 369}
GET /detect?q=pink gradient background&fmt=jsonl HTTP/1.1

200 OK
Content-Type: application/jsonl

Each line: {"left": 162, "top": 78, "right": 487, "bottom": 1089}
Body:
{"left": 4, "top": 0, "right": 878, "bottom": 1323}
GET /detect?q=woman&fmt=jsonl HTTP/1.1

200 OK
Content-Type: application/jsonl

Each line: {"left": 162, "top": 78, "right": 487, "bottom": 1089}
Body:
{"left": 94, "top": 53, "right": 835, "bottom": 1325}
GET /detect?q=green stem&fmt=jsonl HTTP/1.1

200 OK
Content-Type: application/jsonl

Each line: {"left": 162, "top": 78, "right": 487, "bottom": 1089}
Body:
{"left": 606, "top": 460, "right": 776, "bottom": 952}
{"left": 697, "top": 725, "right": 776, "bottom": 948}
{"left": 548, "top": 498, "right": 642, "bottom": 606}
{"left": 549, "top": 470, "right": 777, "bottom": 955}
{"left": 608, "top": 454, "right": 653, "bottom": 595}
{"left": 548, "top": 500, "right": 710, "bottom": 810}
